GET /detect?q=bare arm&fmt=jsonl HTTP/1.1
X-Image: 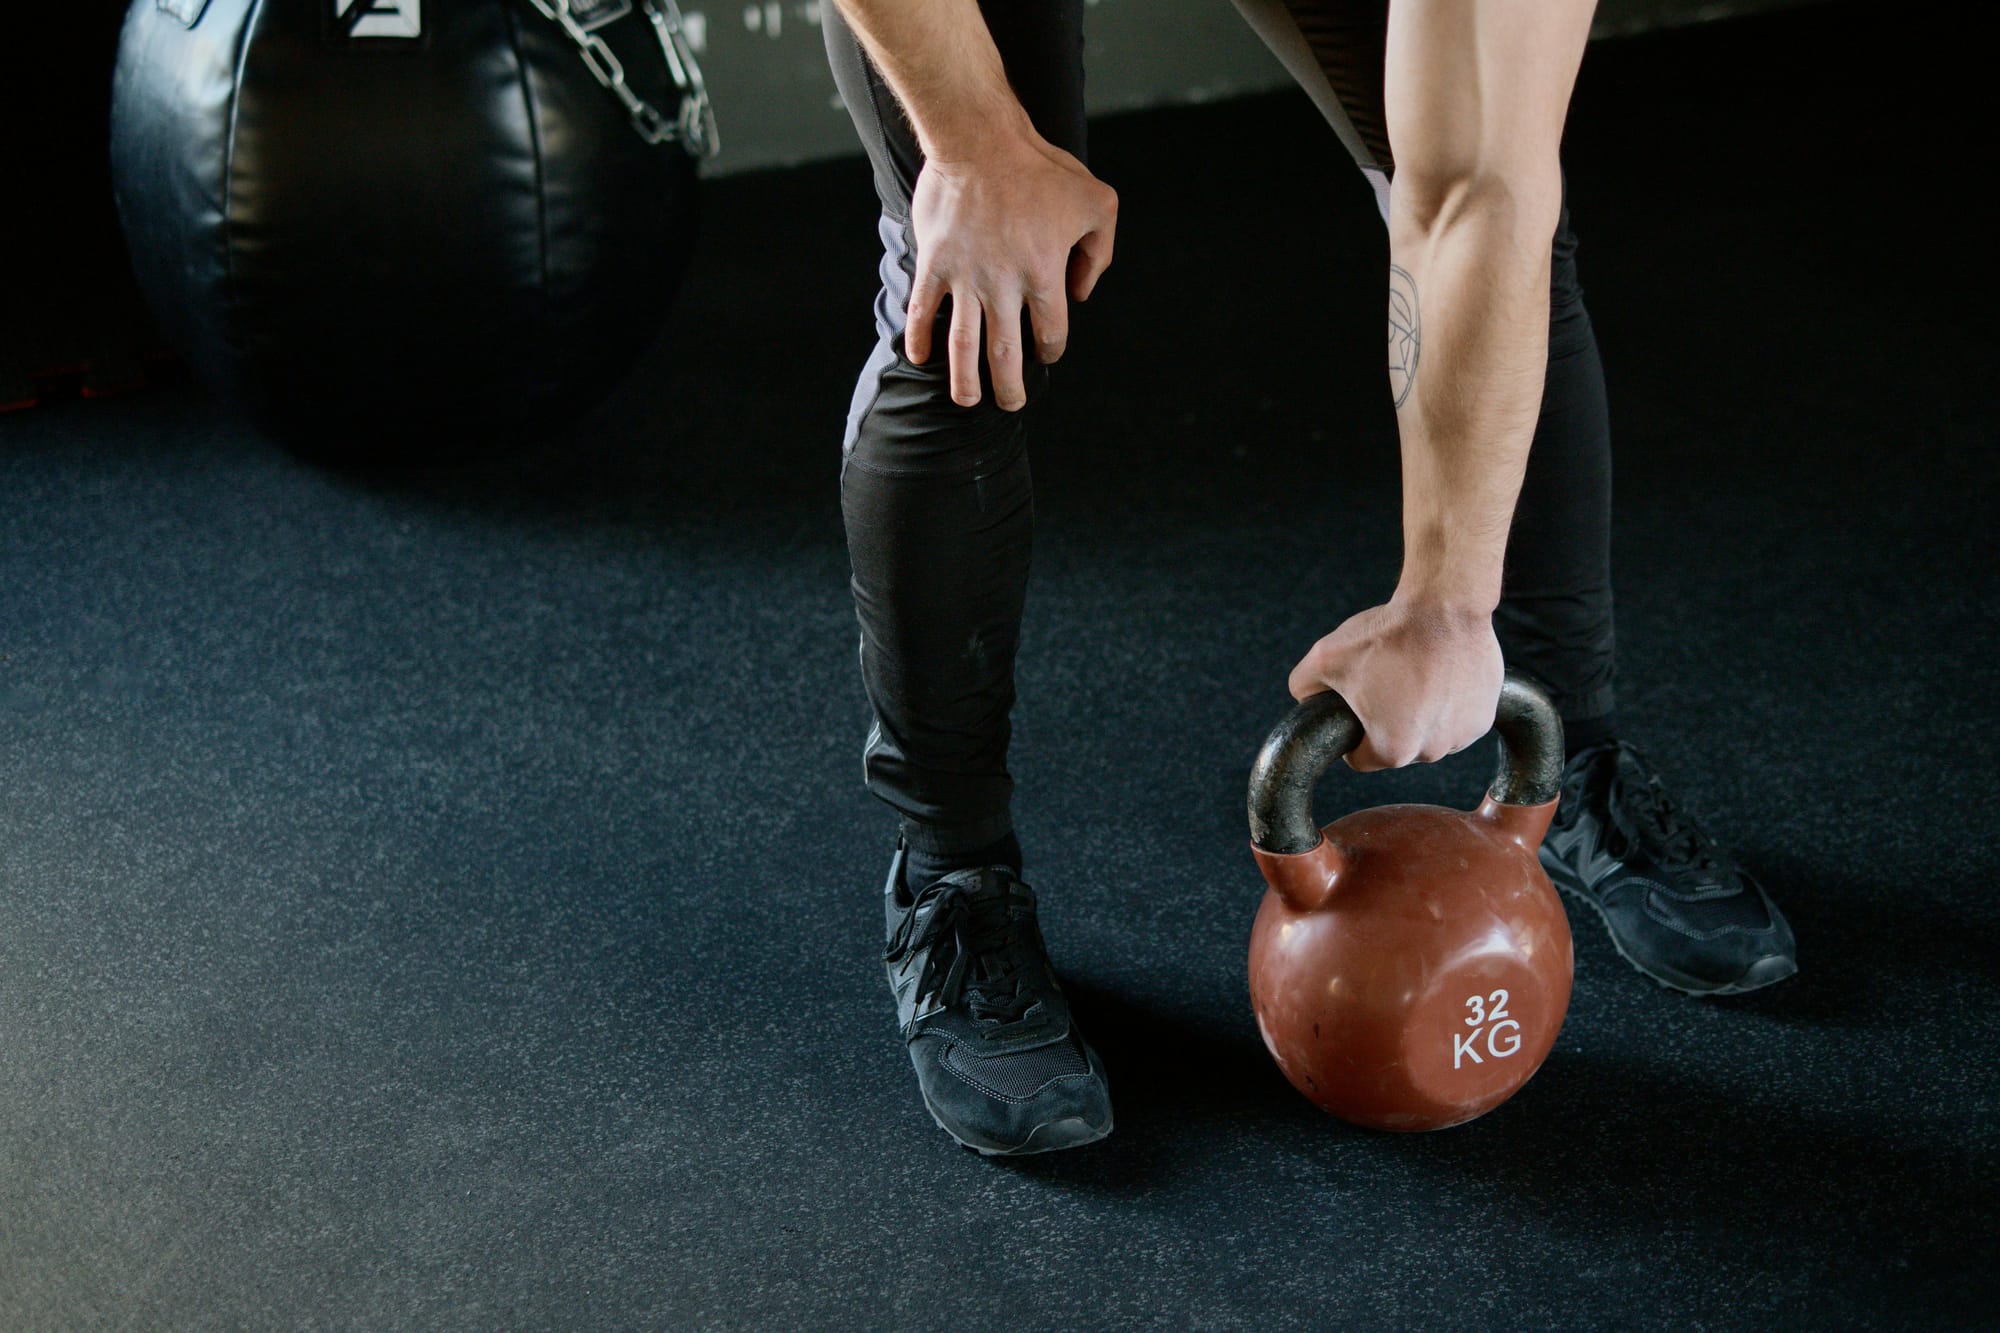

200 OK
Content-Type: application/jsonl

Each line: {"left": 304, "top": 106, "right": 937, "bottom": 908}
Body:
{"left": 830, "top": 0, "right": 1117, "bottom": 409}
{"left": 1289, "top": 0, "right": 1596, "bottom": 769}
{"left": 1384, "top": 0, "right": 1593, "bottom": 612}
{"left": 830, "top": 0, "right": 1032, "bottom": 163}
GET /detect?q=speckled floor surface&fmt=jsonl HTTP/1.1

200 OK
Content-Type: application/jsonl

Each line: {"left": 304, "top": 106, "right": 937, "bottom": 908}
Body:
{"left": 2, "top": 3, "right": 1995, "bottom": 1326}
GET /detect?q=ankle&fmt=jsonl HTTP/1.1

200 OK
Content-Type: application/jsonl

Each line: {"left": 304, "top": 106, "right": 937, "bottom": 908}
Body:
{"left": 903, "top": 831, "right": 1023, "bottom": 897}
{"left": 1563, "top": 711, "right": 1619, "bottom": 758}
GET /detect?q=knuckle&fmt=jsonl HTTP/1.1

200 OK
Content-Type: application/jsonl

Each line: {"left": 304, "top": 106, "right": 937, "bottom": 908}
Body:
{"left": 1381, "top": 740, "right": 1418, "bottom": 768}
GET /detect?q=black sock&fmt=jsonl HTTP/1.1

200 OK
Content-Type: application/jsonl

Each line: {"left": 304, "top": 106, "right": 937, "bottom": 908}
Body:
{"left": 1564, "top": 711, "right": 1618, "bottom": 758}
{"left": 903, "top": 831, "right": 1023, "bottom": 897}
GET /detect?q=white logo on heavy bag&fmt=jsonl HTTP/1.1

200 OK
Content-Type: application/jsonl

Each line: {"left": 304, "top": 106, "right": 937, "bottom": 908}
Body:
{"left": 1454, "top": 989, "right": 1523, "bottom": 1070}
{"left": 336, "top": 0, "right": 423, "bottom": 39}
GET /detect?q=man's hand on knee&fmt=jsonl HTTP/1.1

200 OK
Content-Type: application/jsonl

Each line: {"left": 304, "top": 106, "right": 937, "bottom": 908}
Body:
{"left": 905, "top": 138, "right": 1116, "bottom": 411}
{"left": 828, "top": 0, "right": 1116, "bottom": 412}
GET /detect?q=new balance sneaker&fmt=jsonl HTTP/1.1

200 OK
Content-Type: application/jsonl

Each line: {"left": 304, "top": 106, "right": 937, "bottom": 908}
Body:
{"left": 881, "top": 846, "right": 1113, "bottom": 1155}
{"left": 1541, "top": 740, "right": 1797, "bottom": 995}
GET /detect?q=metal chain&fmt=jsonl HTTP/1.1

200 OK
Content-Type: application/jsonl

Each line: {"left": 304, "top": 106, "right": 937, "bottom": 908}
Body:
{"left": 645, "top": 0, "right": 720, "bottom": 157}
{"left": 524, "top": 0, "right": 720, "bottom": 158}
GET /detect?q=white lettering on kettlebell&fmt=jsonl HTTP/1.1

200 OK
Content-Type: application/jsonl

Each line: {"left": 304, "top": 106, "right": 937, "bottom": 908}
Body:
{"left": 1455, "top": 990, "right": 1519, "bottom": 1070}
{"left": 1453, "top": 1030, "right": 1483, "bottom": 1066}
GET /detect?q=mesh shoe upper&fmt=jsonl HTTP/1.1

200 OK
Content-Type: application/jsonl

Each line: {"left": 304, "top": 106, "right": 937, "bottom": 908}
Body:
{"left": 886, "top": 867, "right": 1092, "bottom": 1097}
{"left": 1541, "top": 740, "right": 1797, "bottom": 994}
{"left": 883, "top": 856, "right": 1110, "bottom": 1150}
{"left": 941, "top": 1035, "right": 1088, "bottom": 1099}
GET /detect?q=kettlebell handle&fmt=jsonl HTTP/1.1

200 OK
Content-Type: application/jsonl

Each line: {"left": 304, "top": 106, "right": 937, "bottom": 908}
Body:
{"left": 1247, "top": 668, "right": 1566, "bottom": 855}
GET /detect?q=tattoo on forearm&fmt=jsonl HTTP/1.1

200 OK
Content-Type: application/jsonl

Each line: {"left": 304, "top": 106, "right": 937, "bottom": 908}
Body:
{"left": 1388, "top": 264, "right": 1420, "bottom": 409}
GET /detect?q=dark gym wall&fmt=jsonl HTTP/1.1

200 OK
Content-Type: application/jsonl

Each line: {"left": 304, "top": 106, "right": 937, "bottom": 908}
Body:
{"left": 13, "top": 0, "right": 1827, "bottom": 187}
{"left": 689, "top": 0, "right": 1829, "bottom": 176}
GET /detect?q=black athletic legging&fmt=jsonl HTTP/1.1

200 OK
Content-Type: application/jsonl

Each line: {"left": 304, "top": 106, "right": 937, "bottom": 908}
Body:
{"left": 823, "top": 0, "right": 1616, "bottom": 857}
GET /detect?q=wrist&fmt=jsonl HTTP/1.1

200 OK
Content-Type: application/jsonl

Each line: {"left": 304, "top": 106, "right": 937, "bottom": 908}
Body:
{"left": 917, "top": 98, "right": 1040, "bottom": 168}
{"left": 1393, "top": 536, "right": 1502, "bottom": 617}
{"left": 1388, "top": 585, "right": 1498, "bottom": 626}
{"left": 1392, "top": 556, "right": 1504, "bottom": 616}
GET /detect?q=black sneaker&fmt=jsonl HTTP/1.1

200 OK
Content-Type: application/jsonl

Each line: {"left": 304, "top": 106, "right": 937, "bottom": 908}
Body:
{"left": 881, "top": 846, "right": 1113, "bottom": 1155}
{"left": 1540, "top": 741, "right": 1797, "bottom": 995}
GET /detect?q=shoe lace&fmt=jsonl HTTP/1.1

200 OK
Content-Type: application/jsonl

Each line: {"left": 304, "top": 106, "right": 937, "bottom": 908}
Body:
{"left": 1600, "top": 746, "right": 1723, "bottom": 876}
{"left": 886, "top": 877, "right": 1047, "bottom": 1032}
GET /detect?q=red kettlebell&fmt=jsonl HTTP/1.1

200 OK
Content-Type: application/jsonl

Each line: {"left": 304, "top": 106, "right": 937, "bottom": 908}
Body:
{"left": 1246, "top": 669, "right": 1573, "bottom": 1131}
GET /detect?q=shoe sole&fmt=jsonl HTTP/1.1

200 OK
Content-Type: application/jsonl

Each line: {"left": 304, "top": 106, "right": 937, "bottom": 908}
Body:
{"left": 916, "top": 1083, "right": 1114, "bottom": 1157}
{"left": 1545, "top": 864, "right": 1798, "bottom": 997}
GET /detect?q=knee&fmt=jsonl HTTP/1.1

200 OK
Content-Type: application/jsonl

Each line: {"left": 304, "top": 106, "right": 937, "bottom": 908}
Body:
{"left": 843, "top": 343, "right": 1042, "bottom": 480}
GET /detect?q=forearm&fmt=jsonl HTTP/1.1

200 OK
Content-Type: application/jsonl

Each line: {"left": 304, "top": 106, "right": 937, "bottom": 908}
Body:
{"left": 829, "top": 0, "right": 1035, "bottom": 162}
{"left": 1388, "top": 177, "right": 1561, "bottom": 614}
{"left": 1377, "top": 0, "right": 1594, "bottom": 615}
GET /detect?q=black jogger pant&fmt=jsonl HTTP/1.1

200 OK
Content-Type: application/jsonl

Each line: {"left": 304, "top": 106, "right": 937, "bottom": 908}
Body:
{"left": 823, "top": 0, "right": 1616, "bottom": 856}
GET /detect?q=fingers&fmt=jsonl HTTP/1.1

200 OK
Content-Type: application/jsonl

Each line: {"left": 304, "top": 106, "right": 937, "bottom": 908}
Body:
{"left": 913, "top": 173, "right": 1112, "bottom": 404}
{"left": 1067, "top": 225, "right": 1114, "bottom": 303}
{"left": 906, "top": 156, "right": 1112, "bottom": 391}
{"left": 1287, "top": 657, "right": 1320, "bottom": 704}
{"left": 1289, "top": 649, "right": 1412, "bottom": 770}
{"left": 1343, "top": 733, "right": 1427, "bottom": 773}
{"left": 904, "top": 268, "right": 945, "bottom": 367}
{"left": 1026, "top": 281, "right": 1068, "bottom": 365}
{"left": 1343, "top": 730, "right": 1447, "bottom": 772}
{"left": 946, "top": 289, "right": 983, "bottom": 408}
{"left": 1342, "top": 704, "right": 1494, "bottom": 772}
{"left": 1343, "top": 738, "right": 1400, "bottom": 774}
{"left": 1066, "top": 184, "right": 1118, "bottom": 302}
{"left": 933, "top": 286, "right": 1035, "bottom": 411}
{"left": 986, "top": 290, "right": 1028, "bottom": 411}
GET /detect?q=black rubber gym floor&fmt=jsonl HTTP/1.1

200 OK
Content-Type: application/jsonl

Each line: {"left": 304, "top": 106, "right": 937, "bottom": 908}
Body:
{"left": 3, "top": 2, "right": 1996, "bottom": 1326}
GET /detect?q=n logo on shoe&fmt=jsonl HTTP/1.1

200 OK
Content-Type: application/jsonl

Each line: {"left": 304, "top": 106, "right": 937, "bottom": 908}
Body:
{"left": 1557, "top": 834, "right": 1624, "bottom": 891}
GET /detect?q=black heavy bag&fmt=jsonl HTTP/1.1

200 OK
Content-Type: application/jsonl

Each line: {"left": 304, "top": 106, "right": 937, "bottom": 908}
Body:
{"left": 109, "top": 0, "right": 714, "bottom": 457}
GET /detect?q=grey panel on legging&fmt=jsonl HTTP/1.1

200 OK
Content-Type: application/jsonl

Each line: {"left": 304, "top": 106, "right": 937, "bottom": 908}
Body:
{"left": 822, "top": 0, "right": 1088, "bottom": 854}
{"left": 1230, "top": 0, "right": 1393, "bottom": 212}
{"left": 1233, "top": 0, "right": 1618, "bottom": 723}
